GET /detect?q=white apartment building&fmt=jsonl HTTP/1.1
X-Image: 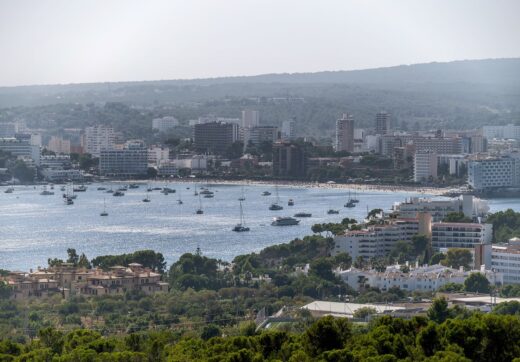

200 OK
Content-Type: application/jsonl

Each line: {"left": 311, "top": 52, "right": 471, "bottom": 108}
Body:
{"left": 333, "top": 224, "right": 413, "bottom": 260}
{"left": 39, "top": 155, "right": 72, "bottom": 169}
{"left": 414, "top": 150, "right": 438, "bottom": 182}
{"left": 337, "top": 264, "right": 501, "bottom": 292}
{"left": 477, "top": 239, "right": 520, "bottom": 285}
{"left": 147, "top": 146, "right": 170, "bottom": 165}
{"left": 482, "top": 124, "right": 520, "bottom": 140}
{"left": 468, "top": 154, "right": 520, "bottom": 190}
{"left": 392, "top": 194, "right": 488, "bottom": 222}
{"left": 243, "top": 126, "right": 279, "bottom": 146}
{"left": 85, "top": 125, "right": 115, "bottom": 157}
{"left": 47, "top": 136, "right": 71, "bottom": 154}
{"left": 152, "top": 116, "right": 179, "bottom": 133}
{"left": 41, "top": 169, "right": 83, "bottom": 182}
{"left": 431, "top": 222, "right": 492, "bottom": 250}
{"left": 0, "top": 137, "right": 40, "bottom": 164}
{"left": 281, "top": 120, "right": 295, "bottom": 140}
{"left": 99, "top": 140, "right": 148, "bottom": 177}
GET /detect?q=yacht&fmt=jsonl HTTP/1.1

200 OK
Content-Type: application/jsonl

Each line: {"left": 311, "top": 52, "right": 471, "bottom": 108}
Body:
{"left": 113, "top": 190, "right": 124, "bottom": 197}
{"left": 97, "top": 186, "right": 107, "bottom": 191}
{"left": 143, "top": 191, "right": 151, "bottom": 202}
{"left": 327, "top": 209, "right": 340, "bottom": 214}
{"left": 60, "top": 186, "right": 66, "bottom": 192}
{"left": 261, "top": 191, "right": 271, "bottom": 196}
{"left": 344, "top": 191, "right": 356, "bottom": 208}
{"left": 4, "top": 187, "right": 14, "bottom": 194}
{"left": 294, "top": 212, "right": 312, "bottom": 217}
{"left": 40, "top": 186, "right": 54, "bottom": 195}
{"left": 204, "top": 194, "right": 214, "bottom": 198}
{"left": 200, "top": 189, "right": 213, "bottom": 195}
{"left": 162, "top": 187, "right": 175, "bottom": 194}
{"left": 129, "top": 184, "right": 139, "bottom": 189}
{"left": 73, "top": 185, "right": 87, "bottom": 192}
{"left": 271, "top": 216, "right": 300, "bottom": 226}
{"left": 194, "top": 186, "right": 198, "bottom": 196}
{"left": 288, "top": 199, "right": 294, "bottom": 206}
{"left": 232, "top": 201, "right": 250, "bottom": 232}
{"left": 344, "top": 200, "right": 356, "bottom": 208}
{"left": 64, "top": 196, "right": 74, "bottom": 205}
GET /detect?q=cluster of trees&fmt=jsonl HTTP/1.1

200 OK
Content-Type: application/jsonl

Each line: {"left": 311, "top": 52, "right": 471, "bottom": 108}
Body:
{"left": 91, "top": 250, "right": 167, "bottom": 273}
{"left": 487, "top": 209, "right": 520, "bottom": 243}
{"left": 2, "top": 309, "right": 520, "bottom": 361}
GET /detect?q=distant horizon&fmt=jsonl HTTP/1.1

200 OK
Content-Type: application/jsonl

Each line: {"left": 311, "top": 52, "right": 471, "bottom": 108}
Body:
{"left": 2, "top": 1, "right": 519, "bottom": 87}
{"left": 2, "top": 56, "right": 519, "bottom": 89}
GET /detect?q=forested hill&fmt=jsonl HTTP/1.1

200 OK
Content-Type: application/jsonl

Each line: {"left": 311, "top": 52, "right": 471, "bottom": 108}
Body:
{"left": 1, "top": 58, "right": 519, "bottom": 107}
{"left": 0, "top": 58, "right": 519, "bottom": 135}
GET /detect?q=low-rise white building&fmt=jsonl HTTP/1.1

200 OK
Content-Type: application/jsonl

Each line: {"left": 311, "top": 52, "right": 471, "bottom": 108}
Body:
{"left": 392, "top": 194, "right": 488, "bottom": 222}
{"left": 152, "top": 116, "right": 179, "bottom": 133}
{"left": 337, "top": 264, "right": 501, "bottom": 292}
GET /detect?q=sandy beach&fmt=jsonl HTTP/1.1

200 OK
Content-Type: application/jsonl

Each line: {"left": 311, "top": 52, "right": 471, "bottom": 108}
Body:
{"left": 159, "top": 178, "right": 451, "bottom": 196}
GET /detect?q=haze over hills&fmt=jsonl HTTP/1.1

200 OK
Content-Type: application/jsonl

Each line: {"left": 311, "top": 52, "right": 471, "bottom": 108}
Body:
{"left": 0, "top": 58, "right": 519, "bottom": 137}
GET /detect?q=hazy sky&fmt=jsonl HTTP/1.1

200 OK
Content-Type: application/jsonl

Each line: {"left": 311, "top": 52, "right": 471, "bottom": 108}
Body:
{"left": 1, "top": 0, "right": 519, "bottom": 86}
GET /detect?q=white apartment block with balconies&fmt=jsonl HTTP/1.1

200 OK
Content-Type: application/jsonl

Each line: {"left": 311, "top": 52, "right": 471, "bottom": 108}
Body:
{"left": 85, "top": 125, "right": 115, "bottom": 157}
{"left": 431, "top": 222, "right": 492, "bottom": 250}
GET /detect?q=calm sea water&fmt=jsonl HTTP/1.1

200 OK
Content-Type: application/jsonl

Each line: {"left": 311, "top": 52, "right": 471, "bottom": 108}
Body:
{"left": 0, "top": 182, "right": 514, "bottom": 271}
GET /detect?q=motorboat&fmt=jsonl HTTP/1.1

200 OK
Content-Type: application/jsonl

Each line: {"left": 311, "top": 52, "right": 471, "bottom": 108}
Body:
{"left": 261, "top": 191, "right": 271, "bottom": 196}
{"left": 294, "top": 212, "right": 312, "bottom": 217}
{"left": 327, "top": 209, "right": 340, "bottom": 214}
{"left": 288, "top": 199, "right": 294, "bottom": 206}
{"left": 269, "top": 203, "right": 283, "bottom": 211}
{"left": 73, "top": 185, "right": 87, "bottom": 192}
{"left": 113, "top": 191, "right": 124, "bottom": 196}
{"left": 271, "top": 216, "right": 300, "bottom": 226}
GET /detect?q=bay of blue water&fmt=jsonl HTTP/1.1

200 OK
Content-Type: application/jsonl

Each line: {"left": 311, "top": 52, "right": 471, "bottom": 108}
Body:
{"left": 0, "top": 182, "right": 514, "bottom": 271}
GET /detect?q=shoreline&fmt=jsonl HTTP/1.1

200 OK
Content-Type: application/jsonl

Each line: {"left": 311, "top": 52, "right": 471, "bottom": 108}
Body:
{"left": 159, "top": 178, "right": 450, "bottom": 196}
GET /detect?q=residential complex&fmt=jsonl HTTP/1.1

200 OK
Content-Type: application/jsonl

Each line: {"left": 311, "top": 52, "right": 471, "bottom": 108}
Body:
{"left": 3, "top": 263, "right": 168, "bottom": 300}
{"left": 337, "top": 264, "right": 500, "bottom": 292}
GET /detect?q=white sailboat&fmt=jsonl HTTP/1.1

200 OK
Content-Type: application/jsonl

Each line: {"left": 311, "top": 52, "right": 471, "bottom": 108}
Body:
{"left": 269, "top": 184, "right": 283, "bottom": 210}
{"left": 196, "top": 194, "right": 203, "bottom": 214}
{"left": 232, "top": 200, "right": 250, "bottom": 232}
{"left": 100, "top": 198, "right": 108, "bottom": 216}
